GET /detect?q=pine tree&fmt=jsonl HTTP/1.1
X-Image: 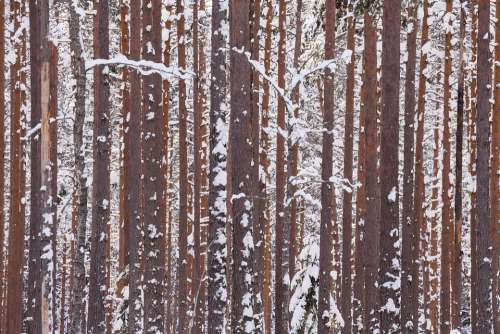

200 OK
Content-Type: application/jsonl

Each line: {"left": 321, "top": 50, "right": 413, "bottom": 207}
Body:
{"left": 379, "top": 0, "right": 401, "bottom": 331}
{"left": 318, "top": 1, "right": 335, "bottom": 332}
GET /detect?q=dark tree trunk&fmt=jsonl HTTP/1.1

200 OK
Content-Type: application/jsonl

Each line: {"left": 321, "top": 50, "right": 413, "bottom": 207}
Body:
{"left": 379, "top": 0, "right": 401, "bottom": 331}
{"left": 401, "top": 1, "right": 417, "bottom": 331}
{"left": 6, "top": 1, "right": 26, "bottom": 331}
{"left": 68, "top": 0, "right": 89, "bottom": 332}
{"left": 362, "top": 8, "right": 379, "bottom": 333}
{"left": 341, "top": 3, "right": 354, "bottom": 332}
{"left": 176, "top": 0, "right": 189, "bottom": 331}
{"left": 229, "top": 0, "right": 255, "bottom": 331}
{"left": 451, "top": 2, "right": 466, "bottom": 330}
{"left": 318, "top": 1, "right": 335, "bottom": 332}
{"left": 475, "top": 0, "right": 492, "bottom": 331}
{"left": 87, "top": 0, "right": 110, "bottom": 332}
{"left": 207, "top": 0, "right": 228, "bottom": 332}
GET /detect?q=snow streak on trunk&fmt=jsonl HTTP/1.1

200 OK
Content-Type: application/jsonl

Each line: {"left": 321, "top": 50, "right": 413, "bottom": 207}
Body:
{"left": 379, "top": 0, "right": 401, "bottom": 331}
{"left": 208, "top": 1, "right": 228, "bottom": 332}
{"left": 318, "top": 1, "right": 335, "bottom": 332}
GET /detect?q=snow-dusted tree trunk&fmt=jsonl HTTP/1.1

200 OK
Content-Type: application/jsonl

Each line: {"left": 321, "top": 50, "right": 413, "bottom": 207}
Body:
{"left": 401, "top": 0, "right": 417, "bottom": 331}
{"left": 207, "top": 1, "right": 228, "bottom": 332}
{"left": 68, "top": 0, "right": 89, "bottom": 332}
{"left": 451, "top": 2, "right": 466, "bottom": 330}
{"left": 0, "top": 2, "right": 5, "bottom": 329}
{"left": 230, "top": 0, "right": 255, "bottom": 331}
{"left": 341, "top": 3, "right": 355, "bottom": 332}
{"left": 6, "top": 1, "right": 27, "bottom": 331}
{"left": 379, "top": 0, "right": 401, "bottom": 331}
{"left": 475, "top": 0, "right": 492, "bottom": 331}
{"left": 362, "top": 8, "right": 379, "bottom": 333}
{"left": 318, "top": 1, "right": 335, "bottom": 332}
{"left": 142, "top": 0, "right": 166, "bottom": 331}
{"left": 87, "top": 0, "right": 110, "bottom": 331}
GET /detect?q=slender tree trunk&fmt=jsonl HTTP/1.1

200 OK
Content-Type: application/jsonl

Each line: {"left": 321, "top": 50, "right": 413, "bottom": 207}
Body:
{"left": 249, "top": 0, "right": 263, "bottom": 330}
{"left": 341, "top": 4, "right": 354, "bottom": 332}
{"left": 468, "top": 2, "right": 479, "bottom": 331}
{"left": 491, "top": 0, "right": 500, "bottom": 330}
{"left": 87, "top": 0, "right": 110, "bottom": 331}
{"left": 125, "top": 0, "right": 142, "bottom": 332}
{"left": 451, "top": 3, "right": 466, "bottom": 330}
{"left": 59, "top": 238, "right": 68, "bottom": 334}
{"left": 362, "top": 8, "right": 379, "bottom": 333}
{"left": 401, "top": 1, "right": 417, "bottom": 332}
{"left": 353, "top": 57, "right": 366, "bottom": 333}
{"left": 439, "top": 2, "right": 453, "bottom": 332}
{"left": 176, "top": 0, "right": 189, "bottom": 331}
{"left": 68, "top": 0, "right": 89, "bottom": 332}
{"left": 261, "top": 1, "right": 273, "bottom": 331}
{"left": 207, "top": 1, "right": 228, "bottom": 332}
{"left": 379, "top": 0, "right": 401, "bottom": 331}
{"left": 318, "top": 1, "right": 335, "bottom": 332}
{"left": 229, "top": 0, "right": 255, "bottom": 332}
{"left": 49, "top": 41, "right": 59, "bottom": 334}
{"left": 287, "top": 0, "right": 302, "bottom": 284}
{"left": 117, "top": 0, "right": 130, "bottom": 310}
{"left": 141, "top": 0, "right": 166, "bottom": 331}
{"left": 274, "top": 0, "right": 288, "bottom": 330}
{"left": 0, "top": 3, "right": 5, "bottom": 331}
{"left": 6, "top": 1, "right": 26, "bottom": 330}
{"left": 475, "top": 0, "right": 492, "bottom": 331}
{"left": 163, "top": 4, "right": 173, "bottom": 332}
{"left": 414, "top": 0, "right": 429, "bottom": 330}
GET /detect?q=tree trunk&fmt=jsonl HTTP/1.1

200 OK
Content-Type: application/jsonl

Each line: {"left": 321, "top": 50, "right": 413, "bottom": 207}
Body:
{"left": 141, "top": 0, "right": 166, "bottom": 331}
{"left": 261, "top": 1, "right": 273, "bottom": 332}
{"left": 6, "top": 1, "right": 26, "bottom": 331}
{"left": 275, "top": 0, "right": 288, "bottom": 330}
{"left": 414, "top": 0, "right": 428, "bottom": 330}
{"left": 229, "top": 0, "right": 255, "bottom": 332}
{"left": 87, "top": 0, "right": 110, "bottom": 331}
{"left": 362, "top": 8, "right": 379, "bottom": 333}
{"left": 0, "top": 2, "right": 5, "bottom": 330}
{"left": 207, "top": 0, "right": 228, "bottom": 332}
{"left": 341, "top": 3, "right": 354, "bottom": 332}
{"left": 379, "top": 0, "right": 401, "bottom": 331}
{"left": 318, "top": 1, "right": 335, "bottom": 332}
{"left": 401, "top": 1, "right": 417, "bottom": 331}
{"left": 451, "top": 2, "right": 466, "bottom": 330}
{"left": 125, "top": 0, "right": 142, "bottom": 331}
{"left": 475, "top": 0, "right": 492, "bottom": 331}
{"left": 68, "top": 0, "right": 89, "bottom": 332}
{"left": 491, "top": 0, "right": 500, "bottom": 330}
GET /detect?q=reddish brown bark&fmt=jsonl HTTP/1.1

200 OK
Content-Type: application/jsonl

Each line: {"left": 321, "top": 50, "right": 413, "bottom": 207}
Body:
{"left": 475, "top": 0, "right": 492, "bottom": 330}
{"left": 0, "top": 2, "right": 5, "bottom": 330}
{"left": 318, "top": 1, "right": 335, "bottom": 332}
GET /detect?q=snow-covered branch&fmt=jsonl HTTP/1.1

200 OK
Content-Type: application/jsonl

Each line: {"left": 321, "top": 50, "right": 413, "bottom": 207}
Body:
{"left": 85, "top": 54, "right": 193, "bottom": 80}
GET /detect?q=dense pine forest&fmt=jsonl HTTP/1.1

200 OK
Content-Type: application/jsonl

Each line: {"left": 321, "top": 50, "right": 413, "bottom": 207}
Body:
{"left": 0, "top": 0, "right": 498, "bottom": 333}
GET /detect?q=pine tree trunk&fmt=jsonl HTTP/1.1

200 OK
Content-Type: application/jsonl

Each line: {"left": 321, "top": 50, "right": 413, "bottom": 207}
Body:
{"left": 379, "top": 0, "right": 401, "bottom": 331}
{"left": 491, "top": 0, "right": 500, "bottom": 330}
{"left": 401, "top": 1, "right": 418, "bottom": 331}
{"left": 414, "top": 0, "right": 429, "bottom": 330}
{"left": 68, "top": 0, "right": 89, "bottom": 332}
{"left": 207, "top": 0, "right": 228, "bottom": 332}
{"left": 6, "top": 1, "right": 26, "bottom": 330}
{"left": 275, "top": 0, "right": 289, "bottom": 330}
{"left": 125, "top": 0, "right": 142, "bottom": 332}
{"left": 230, "top": 0, "right": 255, "bottom": 331}
{"left": 475, "top": 0, "right": 492, "bottom": 331}
{"left": 88, "top": 0, "right": 110, "bottom": 331}
{"left": 141, "top": 0, "right": 166, "bottom": 331}
{"left": 318, "top": 1, "right": 335, "bottom": 332}
{"left": 0, "top": 3, "right": 5, "bottom": 330}
{"left": 341, "top": 3, "right": 354, "bottom": 332}
{"left": 261, "top": 2, "right": 273, "bottom": 332}
{"left": 451, "top": 3, "right": 466, "bottom": 330}
{"left": 362, "top": 8, "right": 379, "bottom": 332}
